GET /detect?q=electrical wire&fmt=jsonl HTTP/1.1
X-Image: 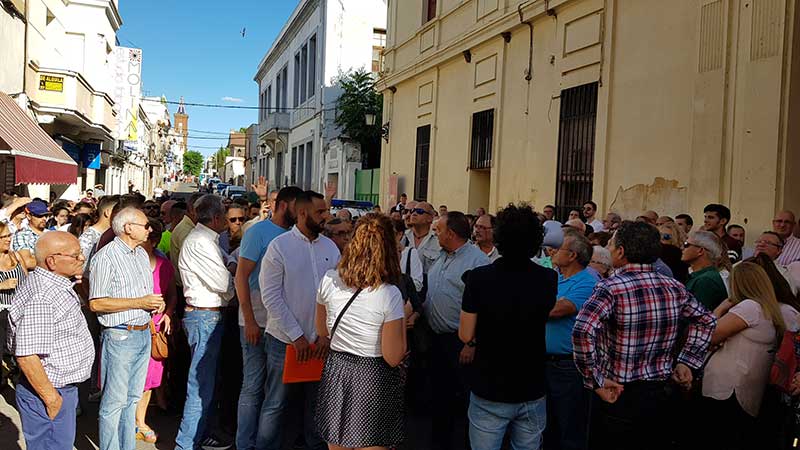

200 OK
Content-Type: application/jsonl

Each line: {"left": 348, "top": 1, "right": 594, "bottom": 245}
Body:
{"left": 140, "top": 96, "right": 337, "bottom": 112}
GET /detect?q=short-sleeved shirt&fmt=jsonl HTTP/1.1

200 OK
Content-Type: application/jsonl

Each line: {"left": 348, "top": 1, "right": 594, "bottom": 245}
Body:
{"left": 238, "top": 220, "right": 287, "bottom": 327}
{"left": 546, "top": 268, "right": 596, "bottom": 355}
{"left": 424, "top": 243, "right": 491, "bottom": 334}
{"left": 462, "top": 258, "right": 557, "bottom": 403}
{"left": 403, "top": 228, "right": 441, "bottom": 273}
{"left": 11, "top": 228, "right": 42, "bottom": 252}
{"left": 7, "top": 268, "right": 94, "bottom": 387}
{"left": 89, "top": 237, "right": 154, "bottom": 327}
{"left": 79, "top": 227, "right": 103, "bottom": 269}
{"left": 685, "top": 266, "right": 728, "bottom": 310}
{"left": 157, "top": 230, "right": 171, "bottom": 255}
{"left": 317, "top": 270, "right": 404, "bottom": 357}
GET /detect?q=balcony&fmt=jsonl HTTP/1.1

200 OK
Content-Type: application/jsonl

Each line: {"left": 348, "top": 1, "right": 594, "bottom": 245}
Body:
{"left": 27, "top": 63, "right": 116, "bottom": 140}
{"left": 259, "top": 112, "right": 290, "bottom": 155}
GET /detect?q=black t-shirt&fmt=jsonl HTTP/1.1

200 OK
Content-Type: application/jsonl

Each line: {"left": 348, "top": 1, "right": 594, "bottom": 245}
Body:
{"left": 461, "top": 258, "right": 557, "bottom": 403}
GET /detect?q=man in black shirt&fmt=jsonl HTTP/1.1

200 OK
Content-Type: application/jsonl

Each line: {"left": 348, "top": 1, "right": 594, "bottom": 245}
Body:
{"left": 460, "top": 203, "right": 557, "bottom": 449}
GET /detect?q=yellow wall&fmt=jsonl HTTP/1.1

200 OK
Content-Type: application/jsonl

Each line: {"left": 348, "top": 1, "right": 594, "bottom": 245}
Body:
{"left": 379, "top": 0, "right": 800, "bottom": 241}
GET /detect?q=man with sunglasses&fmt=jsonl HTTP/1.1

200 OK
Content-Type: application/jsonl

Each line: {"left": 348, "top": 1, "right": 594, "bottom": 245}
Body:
{"left": 682, "top": 231, "right": 727, "bottom": 310}
{"left": 142, "top": 200, "right": 160, "bottom": 220}
{"left": 403, "top": 202, "right": 441, "bottom": 274}
{"left": 753, "top": 231, "right": 799, "bottom": 295}
{"left": 88, "top": 207, "right": 165, "bottom": 450}
{"left": 219, "top": 205, "right": 247, "bottom": 255}
{"left": 12, "top": 199, "right": 51, "bottom": 270}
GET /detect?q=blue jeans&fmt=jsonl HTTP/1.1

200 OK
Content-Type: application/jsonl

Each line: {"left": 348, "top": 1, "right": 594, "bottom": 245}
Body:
{"left": 544, "top": 359, "right": 590, "bottom": 450}
{"left": 98, "top": 327, "right": 150, "bottom": 450}
{"left": 17, "top": 381, "right": 79, "bottom": 450}
{"left": 175, "top": 310, "right": 225, "bottom": 450}
{"left": 257, "top": 333, "right": 325, "bottom": 450}
{"left": 236, "top": 326, "right": 266, "bottom": 450}
{"left": 468, "top": 393, "right": 546, "bottom": 450}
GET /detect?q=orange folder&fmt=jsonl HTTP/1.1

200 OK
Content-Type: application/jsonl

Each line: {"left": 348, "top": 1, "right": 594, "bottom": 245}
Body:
{"left": 282, "top": 344, "right": 325, "bottom": 384}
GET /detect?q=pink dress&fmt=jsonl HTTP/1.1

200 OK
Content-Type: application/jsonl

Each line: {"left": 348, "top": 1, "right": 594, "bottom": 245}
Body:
{"left": 143, "top": 252, "right": 175, "bottom": 391}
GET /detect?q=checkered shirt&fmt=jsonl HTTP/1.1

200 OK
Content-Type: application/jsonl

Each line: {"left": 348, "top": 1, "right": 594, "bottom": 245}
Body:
{"left": 11, "top": 228, "right": 40, "bottom": 252}
{"left": 7, "top": 267, "right": 94, "bottom": 387}
{"left": 572, "top": 264, "right": 716, "bottom": 389}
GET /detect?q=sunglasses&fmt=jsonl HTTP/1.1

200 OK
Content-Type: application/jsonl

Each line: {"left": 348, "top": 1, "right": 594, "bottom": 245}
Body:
{"left": 411, "top": 208, "right": 430, "bottom": 215}
{"left": 229, "top": 217, "right": 246, "bottom": 223}
{"left": 683, "top": 241, "right": 703, "bottom": 250}
{"left": 143, "top": 205, "right": 159, "bottom": 210}
{"left": 662, "top": 233, "right": 672, "bottom": 241}
{"left": 129, "top": 222, "right": 152, "bottom": 230}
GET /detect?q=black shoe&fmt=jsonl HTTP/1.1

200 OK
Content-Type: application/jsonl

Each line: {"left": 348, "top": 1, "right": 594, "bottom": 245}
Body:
{"left": 199, "top": 436, "right": 233, "bottom": 450}
{"left": 292, "top": 434, "right": 306, "bottom": 449}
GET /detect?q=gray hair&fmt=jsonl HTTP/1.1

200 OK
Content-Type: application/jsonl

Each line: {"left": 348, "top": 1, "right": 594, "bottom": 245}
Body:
{"left": 195, "top": 195, "right": 225, "bottom": 225}
{"left": 592, "top": 245, "right": 612, "bottom": 269}
{"left": 563, "top": 230, "right": 593, "bottom": 266}
{"left": 112, "top": 207, "right": 142, "bottom": 236}
{"left": 689, "top": 230, "right": 722, "bottom": 261}
{"left": 607, "top": 212, "right": 622, "bottom": 224}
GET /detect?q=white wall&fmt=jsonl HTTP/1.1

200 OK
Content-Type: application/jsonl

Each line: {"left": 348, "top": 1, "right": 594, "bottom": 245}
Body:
{"left": 323, "top": 0, "right": 386, "bottom": 85}
{"left": 0, "top": 5, "right": 25, "bottom": 94}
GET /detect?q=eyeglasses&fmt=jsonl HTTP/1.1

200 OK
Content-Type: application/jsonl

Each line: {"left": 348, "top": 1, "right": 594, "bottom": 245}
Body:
{"left": 129, "top": 222, "right": 152, "bottom": 230}
{"left": 143, "top": 205, "right": 159, "bottom": 210}
{"left": 662, "top": 233, "right": 673, "bottom": 241}
{"left": 411, "top": 208, "right": 430, "bottom": 215}
{"left": 755, "top": 239, "right": 782, "bottom": 248}
{"left": 51, "top": 252, "right": 85, "bottom": 261}
{"left": 683, "top": 241, "right": 704, "bottom": 250}
{"left": 474, "top": 225, "right": 493, "bottom": 231}
{"left": 229, "top": 217, "right": 246, "bottom": 223}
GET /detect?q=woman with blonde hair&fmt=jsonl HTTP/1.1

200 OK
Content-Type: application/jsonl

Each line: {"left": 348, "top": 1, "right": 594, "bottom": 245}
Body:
{"left": 659, "top": 221, "right": 689, "bottom": 282}
{"left": 699, "top": 262, "right": 786, "bottom": 450}
{"left": 315, "top": 213, "right": 407, "bottom": 450}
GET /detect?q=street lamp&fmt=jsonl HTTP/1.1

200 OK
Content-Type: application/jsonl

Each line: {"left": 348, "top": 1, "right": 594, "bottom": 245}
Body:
{"left": 365, "top": 113, "right": 376, "bottom": 126}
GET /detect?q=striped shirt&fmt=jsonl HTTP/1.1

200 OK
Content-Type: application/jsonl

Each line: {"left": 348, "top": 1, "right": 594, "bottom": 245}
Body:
{"left": 89, "top": 237, "right": 153, "bottom": 327}
{"left": 779, "top": 235, "right": 800, "bottom": 266}
{"left": 7, "top": 267, "right": 94, "bottom": 387}
{"left": 0, "top": 258, "right": 26, "bottom": 308}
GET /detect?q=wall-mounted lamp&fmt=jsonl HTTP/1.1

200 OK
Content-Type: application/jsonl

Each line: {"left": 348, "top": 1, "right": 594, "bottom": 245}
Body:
{"left": 365, "top": 113, "right": 376, "bottom": 126}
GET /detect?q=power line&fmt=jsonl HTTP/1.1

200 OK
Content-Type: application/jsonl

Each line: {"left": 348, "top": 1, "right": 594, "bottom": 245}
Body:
{"left": 140, "top": 96, "right": 339, "bottom": 113}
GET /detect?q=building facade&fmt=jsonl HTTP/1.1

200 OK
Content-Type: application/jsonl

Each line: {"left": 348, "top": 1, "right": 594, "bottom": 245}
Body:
{"left": 253, "top": 0, "right": 387, "bottom": 195}
{"left": 378, "top": 0, "right": 800, "bottom": 240}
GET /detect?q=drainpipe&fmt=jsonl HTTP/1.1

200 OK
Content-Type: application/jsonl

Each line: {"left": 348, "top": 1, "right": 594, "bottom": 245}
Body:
{"left": 22, "top": 0, "right": 29, "bottom": 93}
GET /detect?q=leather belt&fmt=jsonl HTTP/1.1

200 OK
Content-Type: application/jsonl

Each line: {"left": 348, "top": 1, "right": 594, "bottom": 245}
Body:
{"left": 110, "top": 324, "right": 149, "bottom": 331}
{"left": 185, "top": 305, "right": 222, "bottom": 312}
{"left": 545, "top": 354, "right": 573, "bottom": 362}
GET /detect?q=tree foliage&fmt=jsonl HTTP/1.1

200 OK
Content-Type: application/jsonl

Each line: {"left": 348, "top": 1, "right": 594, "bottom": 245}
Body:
{"left": 183, "top": 150, "right": 204, "bottom": 177}
{"left": 333, "top": 69, "right": 383, "bottom": 169}
{"left": 213, "top": 146, "right": 230, "bottom": 172}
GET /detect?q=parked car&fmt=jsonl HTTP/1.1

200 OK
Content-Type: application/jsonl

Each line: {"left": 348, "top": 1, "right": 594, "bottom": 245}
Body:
{"left": 214, "top": 183, "right": 230, "bottom": 195}
{"left": 223, "top": 185, "right": 246, "bottom": 199}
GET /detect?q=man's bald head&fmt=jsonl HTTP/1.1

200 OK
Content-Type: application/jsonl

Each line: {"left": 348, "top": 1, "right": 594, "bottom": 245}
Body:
{"left": 35, "top": 232, "right": 84, "bottom": 278}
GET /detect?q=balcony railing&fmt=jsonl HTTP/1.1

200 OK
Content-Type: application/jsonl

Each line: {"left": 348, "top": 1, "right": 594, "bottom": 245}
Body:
{"left": 262, "top": 112, "right": 290, "bottom": 134}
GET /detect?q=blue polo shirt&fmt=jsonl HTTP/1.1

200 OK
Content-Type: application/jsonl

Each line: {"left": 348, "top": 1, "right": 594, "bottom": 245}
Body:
{"left": 546, "top": 268, "right": 597, "bottom": 355}
{"left": 239, "top": 220, "right": 287, "bottom": 292}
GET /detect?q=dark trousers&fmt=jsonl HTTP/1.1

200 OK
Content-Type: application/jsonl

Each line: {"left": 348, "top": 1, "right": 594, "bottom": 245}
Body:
{"left": 430, "top": 331, "right": 469, "bottom": 450}
{"left": 589, "top": 380, "right": 672, "bottom": 450}
{"left": 693, "top": 394, "right": 754, "bottom": 450}
{"left": 16, "top": 381, "right": 79, "bottom": 450}
{"left": 543, "top": 358, "right": 590, "bottom": 450}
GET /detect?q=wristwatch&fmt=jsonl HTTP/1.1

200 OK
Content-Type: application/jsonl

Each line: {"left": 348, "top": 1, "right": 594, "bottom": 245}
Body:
{"left": 466, "top": 339, "right": 477, "bottom": 348}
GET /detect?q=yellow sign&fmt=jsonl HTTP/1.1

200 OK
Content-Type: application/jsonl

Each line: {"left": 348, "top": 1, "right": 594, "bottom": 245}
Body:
{"left": 39, "top": 75, "right": 64, "bottom": 92}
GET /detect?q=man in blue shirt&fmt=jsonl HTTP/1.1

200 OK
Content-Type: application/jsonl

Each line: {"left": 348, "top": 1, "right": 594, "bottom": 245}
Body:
{"left": 545, "top": 229, "right": 597, "bottom": 450}
{"left": 233, "top": 186, "right": 302, "bottom": 450}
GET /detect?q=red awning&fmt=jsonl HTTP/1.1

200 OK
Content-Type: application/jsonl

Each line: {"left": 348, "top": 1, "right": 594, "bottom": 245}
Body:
{"left": 0, "top": 91, "right": 78, "bottom": 185}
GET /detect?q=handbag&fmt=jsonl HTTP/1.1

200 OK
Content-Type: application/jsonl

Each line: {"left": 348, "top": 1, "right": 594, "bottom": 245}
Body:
{"left": 282, "top": 288, "right": 363, "bottom": 384}
{"left": 770, "top": 330, "right": 799, "bottom": 394}
{"left": 149, "top": 320, "right": 169, "bottom": 362}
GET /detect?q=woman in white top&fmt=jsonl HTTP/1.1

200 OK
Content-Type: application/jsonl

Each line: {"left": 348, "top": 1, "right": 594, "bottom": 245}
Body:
{"left": 701, "top": 262, "right": 786, "bottom": 450}
{"left": 314, "top": 213, "right": 407, "bottom": 450}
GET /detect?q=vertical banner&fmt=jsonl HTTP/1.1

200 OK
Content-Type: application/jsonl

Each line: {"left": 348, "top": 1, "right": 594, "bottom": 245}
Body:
{"left": 112, "top": 47, "right": 142, "bottom": 143}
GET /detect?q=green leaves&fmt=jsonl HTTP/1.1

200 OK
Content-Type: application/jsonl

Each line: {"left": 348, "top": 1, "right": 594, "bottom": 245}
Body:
{"left": 183, "top": 150, "right": 204, "bottom": 176}
{"left": 333, "top": 69, "right": 383, "bottom": 169}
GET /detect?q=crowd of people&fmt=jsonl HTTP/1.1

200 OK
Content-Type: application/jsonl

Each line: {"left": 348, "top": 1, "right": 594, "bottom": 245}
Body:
{"left": 1, "top": 181, "right": 800, "bottom": 450}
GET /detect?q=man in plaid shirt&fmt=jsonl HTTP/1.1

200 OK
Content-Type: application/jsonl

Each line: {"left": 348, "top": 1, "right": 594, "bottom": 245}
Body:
{"left": 572, "top": 221, "right": 716, "bottom": 450}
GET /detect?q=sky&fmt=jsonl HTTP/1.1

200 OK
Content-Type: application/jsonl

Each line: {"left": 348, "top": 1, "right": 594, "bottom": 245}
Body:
{"left": 118, "top": 0, "right": 298, "bottom": 157}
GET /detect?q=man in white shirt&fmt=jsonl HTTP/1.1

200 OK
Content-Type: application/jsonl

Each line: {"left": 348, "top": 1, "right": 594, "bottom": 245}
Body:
{"left": 774, "top": 210, "right": 800, "bottom": 266}
{"left": 753, "top": 231, "right": 799, "bottom": 295}
{"left": 473, "top": 214, "right": 499, "bottom": 262}
{"left": 403, "top": 201, "right": 441, "bottom": 273}
{"left": 582, "top": 200, "right": 604, "bottom": 232}
{"left": 259, "top": 190, "right": 340, "bottom": 450}
{"left": 175, "top": 195, "right": 235, "bottom": 450}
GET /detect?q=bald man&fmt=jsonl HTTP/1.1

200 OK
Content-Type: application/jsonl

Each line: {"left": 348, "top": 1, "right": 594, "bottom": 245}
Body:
{"left": 774, "top": 210, "right": 800, "bottom": 265}
{"left": 404, "top": 201, "right": 441, "bottom": 273}
{"left": 8, "top": 232, "right": 94, "bottom": 450}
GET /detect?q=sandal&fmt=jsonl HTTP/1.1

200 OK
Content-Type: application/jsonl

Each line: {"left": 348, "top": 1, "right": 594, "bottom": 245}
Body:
{"left": 135, "top": 427, "right": 157, "bottom": 444}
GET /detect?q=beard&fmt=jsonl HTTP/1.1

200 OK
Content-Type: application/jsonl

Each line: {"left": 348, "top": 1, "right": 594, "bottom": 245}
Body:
{"left": 305, "top": 215, "right": 325, "bottom": 235}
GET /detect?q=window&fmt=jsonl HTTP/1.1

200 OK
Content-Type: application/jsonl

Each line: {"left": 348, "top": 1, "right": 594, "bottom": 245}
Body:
{"left": 424, "top": 0, "right": 437, "bottom": 23}
{"left": 304, "top": 141, "right": 313, "bottom": 190}
{"left": 259, "top": 91, "right": 265, "bottom": 121}
{"left": 291, "top": 145, "right": 299, "bottom": 185}
{"left": 298, "top": 144, "right": 305, "bottom": 188}
{"left": 294, "top": 53, "right": 301, "bottom": 107}
{"left": 372, "top": 29, "right": 386, "bottom": 74}
{"left": 308, "top": 35, "right": 316, "bottom": 100}
{"left": 276, "top": 151, "right": 284, "bottom": 187}
{"left": 282, "top": 66, "right": 288, "bottom": 112}
{"left": 555, "top": 82, "right": 599, "bottom": 222}
{"left": 276, "top": 72, "right": 283, "bottom": 112}
{"left": 470, "top": 109, "right": 494, "bottom": 170}
{"left": 414, "top": 125, "right": 431, "bottom": 201}
{"left": 266, "top": 84, "right": 272, "bottom": 117}
{"left": 300, "top": 44, "right": 308, "bottom": 104}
